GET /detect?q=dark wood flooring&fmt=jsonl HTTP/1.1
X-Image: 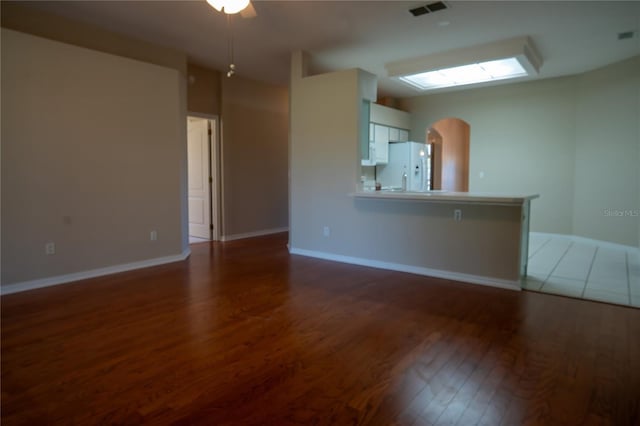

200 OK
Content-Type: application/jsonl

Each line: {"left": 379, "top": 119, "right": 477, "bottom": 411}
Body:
{"left": 2, "top": 233, "right": 639, "bottom": 425}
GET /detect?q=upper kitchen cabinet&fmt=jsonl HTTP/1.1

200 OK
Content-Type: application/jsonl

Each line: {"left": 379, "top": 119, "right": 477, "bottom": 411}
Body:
{"left": 371, "top": 103, "right": 411, "bottom": 133}
{"left": 373, "top": 124, "right": 389, "bottom": 164}
{"left": 361, "top": 103, "right": 411, "bottom": 166}
{"left": 360, "top": 100, "right": 375, "bottom": 166}
{"left": 389, "top": 127, "right": 399, "bottom": 142}
{"left": 388, "top": 127, "right": 410, "bottom": 142}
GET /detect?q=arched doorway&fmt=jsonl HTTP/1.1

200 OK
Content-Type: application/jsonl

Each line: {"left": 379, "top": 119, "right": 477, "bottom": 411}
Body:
{"left": 426, "top": 128, "right": 442, "bottom": 191}
{"left": 429, "top": 118, "right": 470, "bottom": 192}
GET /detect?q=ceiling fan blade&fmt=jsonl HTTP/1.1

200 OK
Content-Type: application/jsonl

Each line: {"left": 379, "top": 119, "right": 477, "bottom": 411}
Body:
{"left": 240, "top": 2, "right": 257, "bottom": 18}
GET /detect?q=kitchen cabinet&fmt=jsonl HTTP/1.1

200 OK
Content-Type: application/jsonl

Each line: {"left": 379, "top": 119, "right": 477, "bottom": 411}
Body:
{"left": 361, "top": 123, "right": 376, "bottom": 166}
{"left": 359, "top": 100, "right": 372, "bottom": 165}
{"left": 374, "top": 124, "right": 389, "bottom": 164}
{"left": 371, "top": 103, "right": 411, "bottom": 130}
{"left": 389, "top": 127, "right": 410, "bottom": 142}
{"left": 362, "top": 121, "right": 410, "bottom": 166}
{"left": 361, "top": 104, "right": 411, "bottom": 166}
{"left": 388, "top": 127, "right": 400, "bottom": 142}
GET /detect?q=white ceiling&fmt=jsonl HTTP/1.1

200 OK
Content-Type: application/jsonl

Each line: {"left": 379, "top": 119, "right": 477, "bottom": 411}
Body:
{"left": 23, "top": 0, "right": 640, "bottom": 97}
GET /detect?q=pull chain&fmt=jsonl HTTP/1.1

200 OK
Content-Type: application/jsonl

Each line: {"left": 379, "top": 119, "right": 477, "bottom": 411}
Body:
{"left": 226, "top": 14, "right": 235, "bottom": 77}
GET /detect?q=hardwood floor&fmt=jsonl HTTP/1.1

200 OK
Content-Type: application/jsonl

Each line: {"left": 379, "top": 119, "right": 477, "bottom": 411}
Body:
{"left": 2, "top": 233, "right": 639, "bottom": 425}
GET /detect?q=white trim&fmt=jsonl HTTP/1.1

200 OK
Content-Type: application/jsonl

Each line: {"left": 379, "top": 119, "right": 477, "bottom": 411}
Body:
{"left": 288, "top": 247, "right": 521, "bottom": 291}
{"left": 222, "top": 227, "right": 289, "bottom": 242}
{"left": 210, "top": 116, "right": 221, "bottom": 242}
{"left": 531, "top": 232, "right": 640, "bottom": 253}
{"left": 1, "top": 249, "right": 191, "bottom": 296}
{"left": 187, "top": 115, "right": 221, "bottom": 241}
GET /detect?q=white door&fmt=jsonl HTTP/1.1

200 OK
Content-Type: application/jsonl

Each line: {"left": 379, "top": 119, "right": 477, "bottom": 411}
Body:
{"left": 187, "top": 118, "right": 211, "bottom": 239}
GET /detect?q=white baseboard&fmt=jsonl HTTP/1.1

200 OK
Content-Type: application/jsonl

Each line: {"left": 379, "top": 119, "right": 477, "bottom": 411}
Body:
{"left": 1, "top": 249, "right": 191, "bottom": 296}
{"left": 288, "top": 247, "right": 521, "bottom": 291}
{"left": 221, "top": 227, "right": 288, "bottom": 242}
{"left": 531, "top": 232, "right": 640, "bottom": 253}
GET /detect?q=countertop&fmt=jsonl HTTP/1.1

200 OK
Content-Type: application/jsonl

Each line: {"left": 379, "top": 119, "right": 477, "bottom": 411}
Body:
{"left": 351, "top": 189, "right": 539, "bottom": 206}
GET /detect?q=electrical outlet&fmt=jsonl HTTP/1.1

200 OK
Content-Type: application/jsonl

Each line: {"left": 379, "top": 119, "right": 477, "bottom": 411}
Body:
{"left": 45, "top": 242, "right": 56, "bottom": 255}
{"left": 150, "top": 230, "right": 158, "bottom": 241}
{"left": 323, "top": 226, "right": 330, "bottom": 237}
{"left": 454, "top": 209, "right": 462, "bottom": 222}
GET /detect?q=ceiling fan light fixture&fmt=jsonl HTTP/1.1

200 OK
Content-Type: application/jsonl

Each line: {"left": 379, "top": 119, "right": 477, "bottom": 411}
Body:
{"left": 206, "top": 0, "right": 250, "bottom": 15}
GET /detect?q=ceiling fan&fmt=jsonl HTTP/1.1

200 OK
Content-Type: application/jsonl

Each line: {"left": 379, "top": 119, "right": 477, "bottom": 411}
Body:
{"left": 206, "top": 0, "right": 257, "bottom": 18}
{"left": 206, "top": 0, "right": 257, "bottom": 77}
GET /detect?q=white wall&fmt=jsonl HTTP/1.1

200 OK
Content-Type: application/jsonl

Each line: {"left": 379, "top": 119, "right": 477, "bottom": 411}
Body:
{"left": 403, "top": 56, "right": 640, "bottom": 247}
{"left": 1, "top": 29, "right": 187, "bottom": 285}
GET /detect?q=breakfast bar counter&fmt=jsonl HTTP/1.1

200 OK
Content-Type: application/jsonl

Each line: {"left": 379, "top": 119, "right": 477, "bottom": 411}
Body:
{"left": 347, "top": 190, "right": 539, "bottom": 290}
{"left": 351, "top": 189, "right": 539, "bottom": 206}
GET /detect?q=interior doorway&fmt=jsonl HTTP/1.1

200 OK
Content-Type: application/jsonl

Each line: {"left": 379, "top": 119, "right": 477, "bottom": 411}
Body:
{"left": 426, "top": 127, "right": 442, "bottom": 191}
{"left": 187, "top": 115, "right": 220, "bottom": 242}
{"left": 429, "top": 118, "right": 470, "bottom": 192}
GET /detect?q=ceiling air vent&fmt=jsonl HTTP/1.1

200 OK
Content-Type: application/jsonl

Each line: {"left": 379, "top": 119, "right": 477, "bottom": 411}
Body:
{"left": 409, "top": 2, "right": 448, "bottom": 17}
{"left": 426, "top": 1, "right": 447, "bottom": 12}
{"left": 409, "top": 6, "right": 429, "bottom": 16}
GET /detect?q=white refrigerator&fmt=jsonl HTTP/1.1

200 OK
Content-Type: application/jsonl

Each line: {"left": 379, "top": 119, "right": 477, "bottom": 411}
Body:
{"left": 377, "top": 142, "right": 431, "bottom": 191}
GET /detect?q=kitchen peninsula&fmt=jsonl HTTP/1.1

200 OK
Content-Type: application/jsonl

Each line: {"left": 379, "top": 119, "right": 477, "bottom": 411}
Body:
{"left": 353, "top": 189, "right": 538, "bottom": 206}
{"left": 289, "top": 55, "right": 539, "bottom": 293}
{"left": 350, "top": 190, "right": 539, "bottom": 290}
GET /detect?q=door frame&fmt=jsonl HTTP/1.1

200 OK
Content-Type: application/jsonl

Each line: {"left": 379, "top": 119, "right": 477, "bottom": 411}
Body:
{"left": 187, "top": 113, "right": 221, "bottom": 241}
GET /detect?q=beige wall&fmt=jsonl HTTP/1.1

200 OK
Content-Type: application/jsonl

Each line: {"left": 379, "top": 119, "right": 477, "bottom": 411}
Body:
{"left": 1, "top": 29, "right": 186, "bottom": 285}
{"left": 573, "top": 57, "right": 640, "bottom": 246}
{"left": 0, "top": 2, "right": 186, "bottom": 74}
{"left": 290, "top": 66, "right": 362, "bottom": 251}
{"left": 403, "top": 57, "right": 639, "bottom": 247}
{"left": 1, "top": 5, "right": 290, "bottom": 288}
{"left": 187, "top": 63, "right": 221, "bottom": 116}
{"left": 290, "top": 54, "right": 524, "bottom": 283}
{"left": 220, "top": 75, "right": 289, "bottom": 237}
{"left": 186, "top": 65, "right": 289, "bottom": 238}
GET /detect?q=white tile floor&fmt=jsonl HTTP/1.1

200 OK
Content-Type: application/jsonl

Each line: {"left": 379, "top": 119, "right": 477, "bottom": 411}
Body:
{"left": 524, "top": 233, "right": 640, "bottom": 308}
